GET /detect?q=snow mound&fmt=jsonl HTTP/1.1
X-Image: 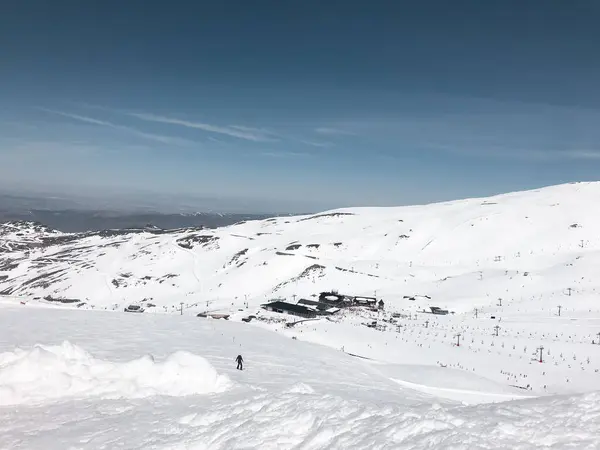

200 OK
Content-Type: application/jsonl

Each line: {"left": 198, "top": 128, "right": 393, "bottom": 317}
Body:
{"left": 286, "top": 382, "right": 315, "bottom": 394}
{"left": 0, "top": 341, "right": 231, "bottom": 405}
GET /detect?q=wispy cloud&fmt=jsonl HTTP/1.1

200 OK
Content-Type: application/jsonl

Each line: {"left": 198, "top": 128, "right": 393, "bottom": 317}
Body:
{"left": 230, "top": 125, "right": 279, "bottom": 136}
{"left": 557, "top": 150, "right": 600, "bottom": 160}
{"left": 74, "top": 102, "right": 342, "bottom": 149}
{"left": 127, "top": 112, "right": 277, "bottom": 142}
{"left": 37, "top": 108, "right": 109, "bottom": 126}
{"left": 314, "top": 127, "right": 356, "bottom": 136}
{"left": 299, "top": 139, "right": 334, "bottom": 149}
{"left": 416, "top": 140, "right": 551, "bottom": 161}
{"left": 36, "top": 108, "right": 193, "bottom": 146}
{"left": 418, "top": 141, "right": 600, "bottom": 162}
{"left": 330, "top": 104, "right": 600, "bottom": 162}
{"left": 260, "top": 151, "right": 311, "bottom": 158}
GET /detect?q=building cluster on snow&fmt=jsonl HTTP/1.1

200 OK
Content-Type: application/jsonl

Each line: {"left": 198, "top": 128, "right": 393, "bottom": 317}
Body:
{"left": 427, "top": 306, "right": 450, "bottom": 315}
{"left": 261, "top": 291, "right": 385, "bottom": 319}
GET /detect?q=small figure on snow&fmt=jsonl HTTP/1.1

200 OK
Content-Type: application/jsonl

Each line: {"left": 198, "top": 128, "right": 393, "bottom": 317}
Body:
{"left": 235, "top": 354, "right": 244, "bottom": 370}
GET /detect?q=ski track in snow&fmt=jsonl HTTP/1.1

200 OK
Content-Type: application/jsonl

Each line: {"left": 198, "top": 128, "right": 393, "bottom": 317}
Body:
{"left": 172, "top": 239, "right": 201, "bottom": 285}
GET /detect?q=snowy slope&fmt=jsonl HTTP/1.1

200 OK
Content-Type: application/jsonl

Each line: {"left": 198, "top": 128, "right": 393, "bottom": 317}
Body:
{"left": 1, "top": 181, "right": 599, "bottom": 313}
{"left": 0, "top": 220, "right": 63, "bottom": 253}
{"left": 2, "top": 182, "right": 600, "bottom": 447}
{"left": 0, "top": 182, "right": 600, "bottom": 397}
{"left": 1, "top": 305, "right": 599, "bottom": 450}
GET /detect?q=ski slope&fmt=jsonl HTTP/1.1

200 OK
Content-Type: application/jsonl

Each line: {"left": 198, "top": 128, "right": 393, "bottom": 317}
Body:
{"left": 1, "top": 305, "right": 599, "bottom": 449}
{"left": 2, "top": 182, "right": 600, "bottom": 447}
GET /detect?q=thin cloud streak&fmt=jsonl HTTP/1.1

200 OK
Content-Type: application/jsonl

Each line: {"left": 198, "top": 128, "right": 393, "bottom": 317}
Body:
{"left": 128, "top": 112, "right": 277, "bottom": 142}
{"left": 420, "top": 141, "right": 600, "bottom": 161}
{"left": 560, "top": 150, "right": 600, "bottom": 160}
{"left": 299, "top": 139, "right": 334, "bottom": 148}
{"left": 260, "top": 151, "right": 311, "bottom": 158}
{"left": 76, "top": 102, "right": 339, "bottom": 149}
{"left": 332, "top": 107, "right": 600, "bottom": 162}
{"left": 37, "top": 108, "right": 109, "bottom": 126}
{"left": 314, "top": 127, "right": 356, "bottom": 136}
{"left": 36, "top": 108, "right": 193, "bottom": 146}
{"left": 230, "top": 125, "right": 279, "bottom": 136}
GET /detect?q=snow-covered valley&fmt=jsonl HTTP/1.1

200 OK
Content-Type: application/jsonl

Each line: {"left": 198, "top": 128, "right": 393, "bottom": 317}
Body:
{"left": 2, "top": 182, "right": 600, "bottom": 448}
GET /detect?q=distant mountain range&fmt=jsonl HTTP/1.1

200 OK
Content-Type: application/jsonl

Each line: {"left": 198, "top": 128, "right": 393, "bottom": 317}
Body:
{"left": 0, "top": 192, "right": 282, "bottom": 232}
{"left": 0, "top": 209, "right": 275, "bottom": 233}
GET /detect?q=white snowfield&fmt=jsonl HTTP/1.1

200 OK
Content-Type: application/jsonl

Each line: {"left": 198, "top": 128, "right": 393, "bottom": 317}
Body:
{"left": 2, "top": 181, "right": 600, "bottom": 316}
{"left": 2, "top": 182, "right": 600, "bottom": 448}
{"left": 0, "top": 341, "right": 231, "bottom": 406}
{"left": 0, "top": 306, "right": 599, "bottom": 449}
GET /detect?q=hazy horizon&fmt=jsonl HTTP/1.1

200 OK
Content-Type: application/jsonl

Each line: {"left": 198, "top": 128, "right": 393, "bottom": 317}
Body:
{"left": 2, "top": 179, "right": 597, "bottom": 218}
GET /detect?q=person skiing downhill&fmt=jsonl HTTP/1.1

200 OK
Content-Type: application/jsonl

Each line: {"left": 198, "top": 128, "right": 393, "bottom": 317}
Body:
{"left": 235, "top": 354, "right": 243, "bottom": 370}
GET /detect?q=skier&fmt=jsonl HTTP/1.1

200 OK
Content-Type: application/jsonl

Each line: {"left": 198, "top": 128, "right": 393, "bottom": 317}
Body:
{"left": 235, "top": 354, "right": 243, "bottom": 370}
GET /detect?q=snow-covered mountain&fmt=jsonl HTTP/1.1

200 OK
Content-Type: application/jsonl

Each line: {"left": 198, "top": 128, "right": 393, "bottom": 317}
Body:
{"left": 3, "top": 182, "right": 600, "bottom": 448}
{"left": 1, "top": 182, "right": 599, "bottom": 313}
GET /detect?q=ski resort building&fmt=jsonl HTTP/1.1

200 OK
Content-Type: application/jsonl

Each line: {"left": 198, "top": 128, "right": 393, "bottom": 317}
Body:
{"left": 318, "top": 291, "right": 350, "bottom": 305}
{"left": 298, "top": 299, "right": 331, "bottom": 311}
{"left": 261, "top": 300, "right": 317, "bottom": 318}
{"left": 297, "top": 299, "right": 341, "bottom": 315}
{"left": 353, "top": 296, "right": 378, "bottom": 307}
{"left": 316, "top": 292, "right": 382, "bottom": 309}
{"left": 429, "top": 306, "right": 449, "bottom": 315}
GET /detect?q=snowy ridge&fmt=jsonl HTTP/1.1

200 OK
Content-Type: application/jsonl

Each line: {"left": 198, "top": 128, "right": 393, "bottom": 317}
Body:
{"left": 0, "top": 220, "right": 62, "bottom": 254}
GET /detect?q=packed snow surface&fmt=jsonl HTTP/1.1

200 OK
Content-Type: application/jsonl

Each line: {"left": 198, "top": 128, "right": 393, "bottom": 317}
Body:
{"left": 1, "top": 306, "right": 599, "bottom": 449}
{"left": 0, "top": 341, "right": 230, "bottom": 406}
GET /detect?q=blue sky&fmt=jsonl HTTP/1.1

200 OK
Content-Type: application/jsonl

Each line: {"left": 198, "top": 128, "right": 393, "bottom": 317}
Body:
{"left": 1, "top": 1, "right": 600, "bottom": 213}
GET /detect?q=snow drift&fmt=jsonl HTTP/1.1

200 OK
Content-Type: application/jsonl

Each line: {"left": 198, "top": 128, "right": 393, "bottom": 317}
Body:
{"left": 175, "top": 389, "right": 600, "bottom": 450}
{"left": 0, "top": 341, "right": 231, "bottom": 405}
